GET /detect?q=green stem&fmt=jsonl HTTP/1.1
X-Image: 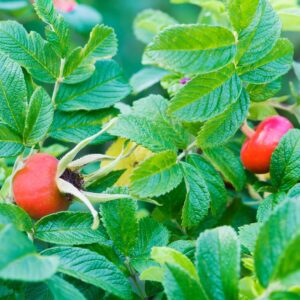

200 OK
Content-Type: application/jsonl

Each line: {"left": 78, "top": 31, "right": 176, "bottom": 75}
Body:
{"left": 51, "top": 58, "right": 65, "bottom": 107}
{"left": 125, "top": 258, "right": 147, "bottom": 299}
{"left": 173, "top": 219, "right": 187, "bottom": 236}
{"left": 177, "top": 141, "right": 197, "bottom": 162}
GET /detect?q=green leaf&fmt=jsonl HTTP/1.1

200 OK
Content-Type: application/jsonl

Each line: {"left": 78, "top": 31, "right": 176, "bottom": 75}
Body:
{"left": 270, "top": 291, "right": 300, "bottom": 300}
{"left": 140, "top": 266, "right": 164, "bottom": 283}
{"left": 151, "top": 247, "right": 197, "bottom": 279}
{"left": 0, "top": 225, "right": 58, "bottom": 282}
{"left": 169, "top": 64, "right": 242, "bottom": 122}
{"left": 109, "top": 95, "right": 188, "bottom": 152}
{"left": 24, "top": 87, "right": 54, "bottom": 146}
{"left": 287, "top": 183, "right": 300, "bottom": 199}
{"left": 162, "top": 73, "right": 189, "bottom": 98}
{"left": 26, "top": 276, "right": 87, "bottom": 300}
{"left": 0, "top": 282, "right": 14, "bottom": 298}
{"left": 24, "top": 68, "right": 37, "bottom": 99}
{"left": 196, "top": 226, "right": 240, "bottom": 300}
{"left": 63, "top": 52, "right": 95, "bottom": 85}
{"left": 0, "top": 123, "right": 24, "bottom": 157}
{"left": 0, "top": 21, "right": 60, "bottom": 83}
{"left": 197, "top": 88, "right": 249, "bottom": 148}
{"left": 153, "top": 181, "right": 186, "bottom": 219}
{"left": 63, "top": 24, "right": 117, "bottom": 82}
{"left": 46, "top": 276, "right": 87, "bottom": 300}
{"left": 256, "top": 193, "right": 286, "bottom": 222}
{"left": 34, "top": 212, "right": 108, "bottom": 246}
{"left": 130, "top": 150, "right": 183, "bottom": 198}
{"left": 133, "top": 217, "right": 169, "bottom": 257}
{"left": 168, "top": 240, "right": 195, "bottom": 260}
{"left": 130, "top": 67, "right": 169, "bottom": 95}
{"left": 144, "top": 24, "right": 237, "bottom": 74}
{"left": 0, "top": 54, "right": 27, "bottom": 134}
{"left": 234, "top": 0, "right": 281, "bottom": 66}
{"left": 238, "top": 223, "right": 260, "bottom": 254}
{"left": 247, "top": 79, "right": 282, "bottom": 102}
{"left": 129, "top": 257, "right": 157, "bottom": 275}
{"left": 204, "top": 146, "right": 246, "bottom": 191}
{"left": 49, "top": 108, "right": 117, "bottom": 144}
{"left": 42, "top": 247, "right": 131, "bottom": 299}
{"left": 163, "top": 264, "right": 207, "bottom": 300}
{"left": 0, "top": 203, "right": 32, "bottom": 232}
{"left": 80, "top": 25, "right": 117, "bottom": 61}
{"left": 87, "top": 170, "right": 124, "bottom": 193}
{"left": 134, "top": 9, "right": 178, "bottom": 44}
{"left": 270, "top": 129, "right": 300, "bottom": 191}
{"left": 228, "top": 0, "right": 260, "bottom": 33}
{"left": 57, "top": 60, "right": 130, "bottom": 111}
{"left": 181, "top": 162, "right": 210, "bottom": 227}
{"left": 100, "top": 194, "right": 138, "bottom": 256}
{"left": 187, "top": 154, "right": 227, "bottom": 216}
{"left": 34, "top": 0, "right": 70, "bottom": 57}
{"left": 254, "top": 197, "right": 300, "bottom": 287}
{"left": 238, "top": 39, "right": 294, "bottom": 84}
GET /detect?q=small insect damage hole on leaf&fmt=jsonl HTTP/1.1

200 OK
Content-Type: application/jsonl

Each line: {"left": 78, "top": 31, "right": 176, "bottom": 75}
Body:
{"left": 60, "top": 168, "right": 84, "bottom": 201}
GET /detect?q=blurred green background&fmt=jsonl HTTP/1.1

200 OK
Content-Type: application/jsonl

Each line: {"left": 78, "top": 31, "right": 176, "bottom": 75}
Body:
{"left": 87, "top": 0, "right": 199, "bottom": 77}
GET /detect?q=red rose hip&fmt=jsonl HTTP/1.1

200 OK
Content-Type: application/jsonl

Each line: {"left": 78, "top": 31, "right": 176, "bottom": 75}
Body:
{"left": 13, "top": 153, "right": 70, "bottom": 219}
{"left": 241, "top": 116, "right": 293, "bottom": 174}
{"left": 53, "top": 0, "right": 77, "bottom": 12}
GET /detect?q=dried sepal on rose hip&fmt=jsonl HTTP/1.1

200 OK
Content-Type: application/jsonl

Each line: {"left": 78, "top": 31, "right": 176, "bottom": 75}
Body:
{"left": 11, "top": 118, "right": 158, "bottom": 228}
{"left": 12, "top": 119, "right": 121, "bottom": 230}
{"left": 241, "top": 116, "right": 293, "bottom": 174}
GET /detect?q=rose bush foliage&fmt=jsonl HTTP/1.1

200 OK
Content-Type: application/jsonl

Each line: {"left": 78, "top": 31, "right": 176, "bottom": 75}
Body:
{"left": 0, "top": 0, "right": 299, "bottom": 299}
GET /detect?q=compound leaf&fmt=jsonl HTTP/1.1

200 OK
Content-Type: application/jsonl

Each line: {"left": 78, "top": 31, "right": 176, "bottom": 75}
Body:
{"left": 144, "top": 24, "right": 236, "bottom": 74}
{"left": 130, "top": 150, "right": 183, "bottom": 198}
{"left": 169, "top": 64, "right": 242, "bottom": 122}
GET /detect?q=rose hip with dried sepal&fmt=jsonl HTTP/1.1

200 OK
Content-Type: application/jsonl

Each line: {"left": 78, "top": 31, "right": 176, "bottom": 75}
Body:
{"left": 13, "top": 153, "right": 71, "bottom": 219}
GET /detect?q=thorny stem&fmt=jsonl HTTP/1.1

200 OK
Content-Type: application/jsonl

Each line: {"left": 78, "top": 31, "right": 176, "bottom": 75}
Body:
{"left": 177, "top": 141, "right": 197, "bottom": 162}
{"left": 125, "top": 258, "right": 147, "bottom": 299}
{"left": 51, "top": 58, "right": 65, "bottom": 107}
{"left": 241, "top": 121, "right": 255, "bottom": 139}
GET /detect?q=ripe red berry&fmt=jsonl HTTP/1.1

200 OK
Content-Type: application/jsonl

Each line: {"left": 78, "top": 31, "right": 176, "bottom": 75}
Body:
{"left": 241, "top": 116, "right": 293, "bottom": 174}
{"left": 13, "top": 153, "right": 70, "bottom": 219}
